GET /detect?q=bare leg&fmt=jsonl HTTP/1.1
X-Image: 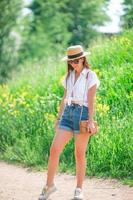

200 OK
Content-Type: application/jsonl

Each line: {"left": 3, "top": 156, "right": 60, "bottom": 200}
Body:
{"left": 74, "top": 133, "right": 90, "bottom": 189}
{"left": 46, "top": 129, "right": 73, "bottom": 186}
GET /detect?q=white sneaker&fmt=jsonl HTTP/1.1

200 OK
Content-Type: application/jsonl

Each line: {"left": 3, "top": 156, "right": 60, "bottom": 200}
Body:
{"left": 38, "top": 184, "right": 57, "bottom": 200}
{"left": 73, "top": 187, "right": 84, "bottom": 200}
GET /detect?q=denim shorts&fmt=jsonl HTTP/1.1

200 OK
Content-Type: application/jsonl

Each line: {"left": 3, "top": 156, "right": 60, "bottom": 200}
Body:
{"left": 58, "top": 103, "right": 89, "bottom": 134}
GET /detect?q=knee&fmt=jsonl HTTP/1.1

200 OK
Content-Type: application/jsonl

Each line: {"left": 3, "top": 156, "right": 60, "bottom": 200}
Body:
{"left": 74, "top": 149, "right": 86, "bottom": 160}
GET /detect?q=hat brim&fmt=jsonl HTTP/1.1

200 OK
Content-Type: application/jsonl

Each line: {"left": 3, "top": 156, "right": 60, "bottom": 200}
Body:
{"left": 61, "top": 51, "right": 91, "bottom": 61}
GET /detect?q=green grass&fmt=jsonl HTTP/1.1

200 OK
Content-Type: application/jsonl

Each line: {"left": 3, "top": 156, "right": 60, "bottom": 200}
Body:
{"left": 0, "top": 29, "right": 133, "bottom": 184}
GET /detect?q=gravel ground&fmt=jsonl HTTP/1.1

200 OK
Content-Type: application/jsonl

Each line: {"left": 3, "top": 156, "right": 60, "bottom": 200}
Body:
{"left": 0, "top": 161, "right": 133, "bottom": 200}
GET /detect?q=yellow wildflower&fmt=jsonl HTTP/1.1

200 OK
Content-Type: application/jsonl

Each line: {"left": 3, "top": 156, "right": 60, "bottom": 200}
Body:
{"left": 119, "top": 37, "right": 131, "bottom": 46}
{"left": 94, "top": 68, "right": 102, "bottom": 78}
{"left": 45, "top": 113, "right": 56, "bottom": 121}
{"left": 57, "top": 105, "right": 60, "bottom": 112}
{"left": 11, "top": 110, "right": 20, "bottom": 117}
{"left": 21, "top": 91, "right": 28, "bottom": 97}
{"left": 96, "top": 103, "right": 110, "bottom": 116}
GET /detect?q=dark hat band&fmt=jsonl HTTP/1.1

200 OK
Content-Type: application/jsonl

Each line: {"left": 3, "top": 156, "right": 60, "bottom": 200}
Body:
{"left": 68, "top": 52, "right": 83, "bottom": 59}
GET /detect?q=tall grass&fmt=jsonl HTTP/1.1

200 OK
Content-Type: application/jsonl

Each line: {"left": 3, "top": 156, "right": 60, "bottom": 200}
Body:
{"left": 0, "top": 30, "right": 133, "bottom": 182}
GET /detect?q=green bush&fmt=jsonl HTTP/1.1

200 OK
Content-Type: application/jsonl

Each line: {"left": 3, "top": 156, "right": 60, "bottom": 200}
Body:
{"left": 0, "top": 30, "right": 132, "bottom": 181}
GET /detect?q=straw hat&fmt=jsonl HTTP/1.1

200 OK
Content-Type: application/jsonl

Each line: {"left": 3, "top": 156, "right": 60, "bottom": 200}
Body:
{"left": 62, "top": 45, "right": 90, "bottom": 61}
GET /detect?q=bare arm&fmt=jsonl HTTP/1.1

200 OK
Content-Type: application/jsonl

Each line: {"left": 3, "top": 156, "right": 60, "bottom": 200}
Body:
{"left": 56, "top": 89, "right": 67, "bottom": 120}
{"left": 87, "top": 84, "right": 97, "bottom": 121}
{"left": 87, "top": 84, "right": 97, "bottom": 133}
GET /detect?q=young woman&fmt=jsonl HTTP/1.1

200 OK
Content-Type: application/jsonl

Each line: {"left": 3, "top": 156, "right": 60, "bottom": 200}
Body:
{"left": 39, "top": 45, "right": 100, "bottom": 200}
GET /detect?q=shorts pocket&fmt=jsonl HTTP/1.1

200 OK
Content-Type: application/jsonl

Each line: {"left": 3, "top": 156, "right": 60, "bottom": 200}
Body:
{"left": 62, "top": 106, "right": 70, "bottom": 118}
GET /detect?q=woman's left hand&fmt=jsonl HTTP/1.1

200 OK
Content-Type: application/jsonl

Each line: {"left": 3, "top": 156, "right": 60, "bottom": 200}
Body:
{"left": 87, "top": 119, "right": 97, "bottom": 135}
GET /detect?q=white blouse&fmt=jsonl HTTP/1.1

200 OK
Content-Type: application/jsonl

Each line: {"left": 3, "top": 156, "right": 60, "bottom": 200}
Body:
{"left": 62, "top": 68, "right": 100, "bottom": 107}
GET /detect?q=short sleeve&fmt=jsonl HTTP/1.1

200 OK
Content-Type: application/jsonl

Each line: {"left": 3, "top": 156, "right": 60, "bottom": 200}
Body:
{"left": 61, "top": 74, "right": 67, "bottom": 89}
{"left": 87, "top": 71, "right": 100, "bottom": 90}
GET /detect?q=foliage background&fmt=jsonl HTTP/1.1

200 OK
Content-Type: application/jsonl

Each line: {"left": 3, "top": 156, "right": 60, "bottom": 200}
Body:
{"left": 0, "top": 0, "right": 133, "bottom": 185}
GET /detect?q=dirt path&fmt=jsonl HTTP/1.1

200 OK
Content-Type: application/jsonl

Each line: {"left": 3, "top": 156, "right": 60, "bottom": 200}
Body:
{"left": 0, "top": 161, "right": 133, "bottom": 200}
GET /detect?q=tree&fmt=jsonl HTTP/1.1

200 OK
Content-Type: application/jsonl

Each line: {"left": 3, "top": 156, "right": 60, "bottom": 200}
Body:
{"left": 20, "top": 0, "right": 72, "bottom": 60}
{"left": 122, "top": 0, "right": 133, "bottom": 28}
{"left": 61, "top": 0, "right": 109, "bottom": 46}
{"left": 21, "top": 0, "right": 109, "bottom": 60}
{"left": 0, "top": 0, "right": 21, "bottom": 83}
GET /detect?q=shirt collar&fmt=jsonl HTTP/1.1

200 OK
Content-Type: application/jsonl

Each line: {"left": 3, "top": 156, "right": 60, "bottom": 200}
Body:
{"left": 81, "top": 67, "right": 90, "bottom": 76}
{"left": 71, "top": 67, "right": 90, "bottom": 76}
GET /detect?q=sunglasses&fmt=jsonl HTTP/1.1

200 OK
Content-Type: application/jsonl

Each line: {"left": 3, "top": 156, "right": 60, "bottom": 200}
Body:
{"left": 69, "top": 59, "right": 80, "bottom": 64}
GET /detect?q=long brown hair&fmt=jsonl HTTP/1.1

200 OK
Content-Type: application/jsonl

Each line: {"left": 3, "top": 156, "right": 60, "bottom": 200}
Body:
{"left": 65, "top": 57, "right": 90, "bottom": 84}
